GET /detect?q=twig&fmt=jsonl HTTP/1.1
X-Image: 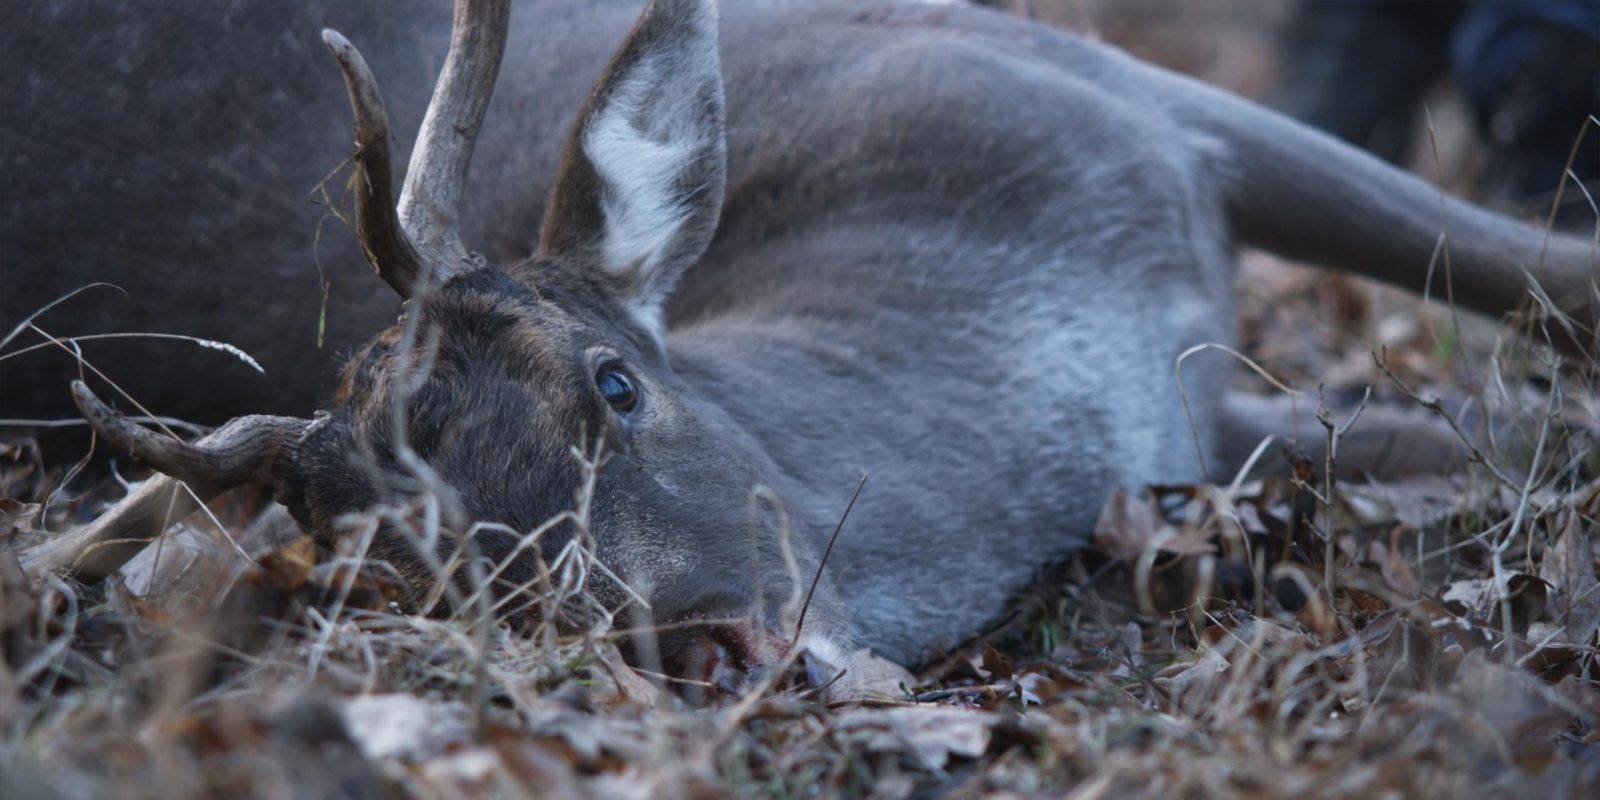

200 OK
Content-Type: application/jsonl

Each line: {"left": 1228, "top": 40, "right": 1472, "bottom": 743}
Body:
{"left": 1421, "top": 104, "right": 1469, "bottom": 366}
{"left": 0, "top": 332, "right": 263, "bottom": 373}
{"left": 1372, "top": 348, "right": 1521, "bottom": 494}
{"left": 1316, "top": 385, "right": 1369, "bottom": 606}
{"left": 911, "top": 682, "right": 1012, "bottom": 703}
{"left": 1175, "top": 342, "right": 1303, "bottom": 482}
{"left": 793, "top": 472, "right": 868, "bottom": 646}
{"left": 0, "top": 283, "right": 124, "bottom": 350}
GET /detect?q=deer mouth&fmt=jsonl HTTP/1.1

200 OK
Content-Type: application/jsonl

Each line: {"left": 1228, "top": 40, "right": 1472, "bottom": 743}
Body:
{"left": 668, "top": 622, "right": 781, "bottom": 693}
{"left": 655, "top": 618, "right": 840, "bottom": 701}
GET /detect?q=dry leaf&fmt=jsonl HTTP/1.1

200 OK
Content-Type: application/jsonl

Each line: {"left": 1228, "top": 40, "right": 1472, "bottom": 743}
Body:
{"left": 1093, "top": 487, "right": 1216, "bottom": 561}
{"left": 417, "top": 747, "right": 504, "bottom": 797}
{"left": 0, "top": 496, "right": 40, "bottom": 537}
{"left": 258, "top": 535, "right": 317, "bottom": 593}
{"left": 1539, "top": 514, "right": 1600, "bottom": 648}
{"left": 1442, "top": 573, "right": 1549, "bottom": 635}
{"left": 979, "top": 646, "right": 1014, "bottom": 682}
{"left": 339, "top": 694, "right": 471, "bottom": 763}
{"left": 589, "top": 643, "right": 661, "bottom": 709}
{"left": 1154, "top": 645, "right": 1228, "bottom": 706}
{"left": 1343, "top": 476, "right": 1462, "bottom": 529}
{"left": 829, "top": 647, "right": 915, "bottom": 701}
{"left": 1378, "top": 529, "right": 1419, "bottom": 598}
{"left": 119, "top": 524, "right": 211, "bottom": 598}
{"left": 1449, "top": 651, "right": 1586, "bottom": 768}
{"left": 1442, "top": 577, "right": 1495, "bottom": 612}
{"left": 832, "top": 706, "right": 994, "bottom": 770}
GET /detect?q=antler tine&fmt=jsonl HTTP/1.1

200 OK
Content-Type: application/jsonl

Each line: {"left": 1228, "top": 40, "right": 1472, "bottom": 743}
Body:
{"left": 397, "top": 0, "right": 511, "bottom": 274}
{"left": 71, "top": 381, "right": 308, "bottom": 489}
{"left": 321, "top": 28, "right": 427, "bottom": 297}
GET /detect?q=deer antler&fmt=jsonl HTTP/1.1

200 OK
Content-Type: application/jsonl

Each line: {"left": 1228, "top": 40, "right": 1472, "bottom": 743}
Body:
{"left": 323, "top": 0, "right": 510, "bottom": 297}
{"left": 26, "top": 2, "right": 516, "bottom": 583}
{"left": 320, "top": 29, "right": 425, "bottom": 296}
{"left": 399, "top": 0, "right": 510, "bottom": 271}
{"left": 19, "top": 383, "right": 312, "bottom": 583}
{"left": 72, "top": 382, "right": 307, "bottom": 488}
{"left": 21, "top": 471, "right": 205, "bottom": 583}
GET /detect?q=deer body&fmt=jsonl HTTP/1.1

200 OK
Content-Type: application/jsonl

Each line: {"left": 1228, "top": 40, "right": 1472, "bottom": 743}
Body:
{"left": 668, "top": 12, "right": 1241, "bottom": 661}
{"left": 8, "top": 1, "right": 1594, "bottom": 675}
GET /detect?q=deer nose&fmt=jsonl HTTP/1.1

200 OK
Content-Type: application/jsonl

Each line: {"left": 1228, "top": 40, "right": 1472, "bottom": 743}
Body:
{"left": 664, "top": 619, "right": 793, "bottom": 698}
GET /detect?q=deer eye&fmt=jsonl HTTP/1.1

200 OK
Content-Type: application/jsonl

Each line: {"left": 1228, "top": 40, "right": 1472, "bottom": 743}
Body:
{"left": 596, "top": 367, "right": 639, "bottom": 413}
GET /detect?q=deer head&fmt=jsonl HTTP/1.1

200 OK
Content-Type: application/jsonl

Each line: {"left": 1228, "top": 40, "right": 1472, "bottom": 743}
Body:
{"left": 71, "top": 0, "right": 852, "bottom": 692}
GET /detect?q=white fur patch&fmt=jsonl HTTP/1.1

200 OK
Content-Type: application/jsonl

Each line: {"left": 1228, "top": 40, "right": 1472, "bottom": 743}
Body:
{"left": 796, "top": 632, "right": 848, "bottom": 669}
{"left": 572, "top": 0, "right": 723, "bottom": 340}
{"left": 574, "top": 0, "right": 722, "bottom": 340}
{"left": 581, "top": 55, "right": 714, "bottom": 342}
{"left": 584, "top": 71, "right": 696, "bottom": 282}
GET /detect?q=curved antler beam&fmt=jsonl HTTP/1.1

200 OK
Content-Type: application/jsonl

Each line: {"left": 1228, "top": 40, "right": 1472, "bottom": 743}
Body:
{"left": 321, "top": 28, "right": 427, "bottom": 296}
{"left": 398, "top": 0, "right": 510, "bottom": 272}
{"left": 71, "top": 381, "right": 308, "bottom": 488}
{"left": 322, "top": 0, "right": 509, "bottom": 296}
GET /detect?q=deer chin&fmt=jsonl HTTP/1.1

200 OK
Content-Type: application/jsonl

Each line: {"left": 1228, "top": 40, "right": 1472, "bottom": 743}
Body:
{"left": 664, "top": 619, "right": 787, "bottom": 697}
{"left": 798, "top": 636, "right": 916, "bottom": 703}
{"left": 659, "top": 618, "right": 909, "bottom": 705}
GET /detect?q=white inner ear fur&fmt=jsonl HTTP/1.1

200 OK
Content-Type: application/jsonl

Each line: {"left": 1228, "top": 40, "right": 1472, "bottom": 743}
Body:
{"left": 584, "top": 58, "right": 694, "bottom": 281}
{"left": 581, "top": 29, "right": 720, "bottom": 339}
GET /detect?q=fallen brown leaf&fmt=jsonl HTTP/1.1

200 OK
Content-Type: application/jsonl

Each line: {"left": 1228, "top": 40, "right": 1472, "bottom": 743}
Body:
{"left": 1093, "top": 487, "right": 1216, "bottom": 562}
{"left": 1539, "top": 513, "right": 1600, "bottom": 649}
{"left": 832, "top": 706, "right": 994, "bottom": 770}
{"left": 338, "top": 694, "right": 471, "bottom": 763}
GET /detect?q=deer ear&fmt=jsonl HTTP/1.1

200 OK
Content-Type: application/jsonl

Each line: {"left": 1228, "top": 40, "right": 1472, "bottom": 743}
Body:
{"left": 539, "top": 0, "right": 725, "bottom": 339}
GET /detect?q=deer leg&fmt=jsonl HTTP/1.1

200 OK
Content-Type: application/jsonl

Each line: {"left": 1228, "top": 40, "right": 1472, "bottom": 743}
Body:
{"left": 1216, "top": 391, "right": 1471, "bottom": 482}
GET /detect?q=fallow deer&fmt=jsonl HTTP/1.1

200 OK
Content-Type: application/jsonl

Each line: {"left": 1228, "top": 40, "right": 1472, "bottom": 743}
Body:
{"left": 7, "top": 0, "right": 1595, "bottom": 689}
